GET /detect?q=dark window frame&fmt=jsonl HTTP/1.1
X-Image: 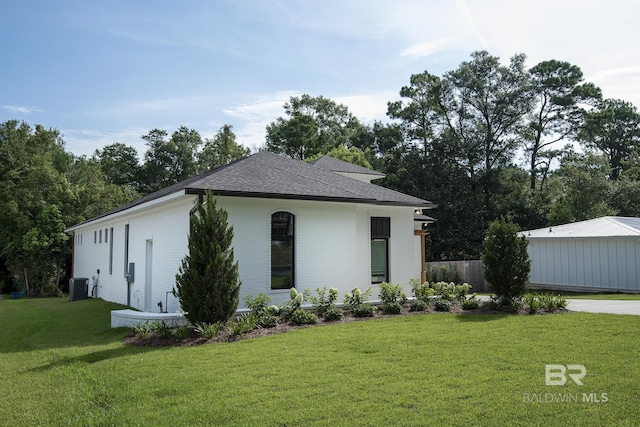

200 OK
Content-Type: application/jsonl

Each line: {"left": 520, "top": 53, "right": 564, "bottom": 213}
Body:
{"left": 271, "top": 211, "right": 295, "bottom": 290}
{"left": 370, "top": 217, "right": 390, "bottom": 283}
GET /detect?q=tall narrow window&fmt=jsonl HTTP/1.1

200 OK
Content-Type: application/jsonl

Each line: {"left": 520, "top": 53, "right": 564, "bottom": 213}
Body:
{"left": 271, "top": 212, "right": 294, "bottom": 290}
{"left": 99, "top": 229, "right": 102, "bottom": 243}
{"left": 124, "top": 224, "right": 130, "bottom": 277}
{"left": 109, "top": 228, "right": 114, "bottom": 275}
{"left": 371, "top": 217, "right": 390, "bottom": 283}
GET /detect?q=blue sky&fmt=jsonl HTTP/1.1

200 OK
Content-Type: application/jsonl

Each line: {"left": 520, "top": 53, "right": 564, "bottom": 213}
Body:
{"left": 2, "top": 0, "right": 640, "bottom": 158}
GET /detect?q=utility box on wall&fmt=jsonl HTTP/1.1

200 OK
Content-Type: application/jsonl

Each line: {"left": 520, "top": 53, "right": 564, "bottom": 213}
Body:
{"left": 69, "top": 278, "right": 89, "bottom": 301}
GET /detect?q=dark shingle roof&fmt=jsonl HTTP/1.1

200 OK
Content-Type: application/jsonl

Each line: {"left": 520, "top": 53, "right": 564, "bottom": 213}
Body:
{"left": 69, "top": 151, "right": 434, "bottom": 228}
{"left": 308, "top": 155, "right": 385, "bottom": 178}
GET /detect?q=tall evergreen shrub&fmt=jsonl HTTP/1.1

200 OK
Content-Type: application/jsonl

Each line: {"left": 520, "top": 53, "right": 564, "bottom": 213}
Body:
{"left": 481, "top": 217, "right": 531, "bottom": 303}
{"left": 174, "top": 191, "right": 240, "bottom": 324}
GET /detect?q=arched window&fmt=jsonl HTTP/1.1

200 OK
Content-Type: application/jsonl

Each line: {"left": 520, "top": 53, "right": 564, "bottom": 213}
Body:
{"left": 271, "top": 211, "right": 295, "bottom": 289}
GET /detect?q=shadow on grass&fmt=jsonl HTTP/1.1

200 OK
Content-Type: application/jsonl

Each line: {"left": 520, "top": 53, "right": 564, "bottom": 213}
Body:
{"left": 27, "top": 344, "right": 162, "bottom": 372}
{"left": 455, "top": 313, "right": 509, "bottom": 322}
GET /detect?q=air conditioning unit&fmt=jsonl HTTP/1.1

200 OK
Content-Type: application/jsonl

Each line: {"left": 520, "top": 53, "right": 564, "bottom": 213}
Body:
{"left": 69, "top": 278, "right": 89, "bottom": 301}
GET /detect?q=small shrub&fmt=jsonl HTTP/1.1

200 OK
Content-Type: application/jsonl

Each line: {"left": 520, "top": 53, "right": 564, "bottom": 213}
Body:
{"left": 172, "top": 325, "right": 190, "bottom": 341}
{"left": 353, "top": 304, "right": 376, "bottom": 318}
{"left": 540, "top": 293, "right": 567, "bottom": 313}
{"left": 246, "top": 293, "right": 278, "bottom": 328}
{"left": 309, "top": 287, "right": 340, "bottom": 318}
{"left": 523, "top": 293, "right": 542, "bottom": 314}
{"left": 432, "top": 282, "right": 456, "bottom": 301}
{"left": 453, "top": 283, "right": 472, "bottom": 302}
{"left": 409, "top": 299, "right": 429, "bottom": 312}
{"left": 194, "top": 321, "right": 224, "bottom": 339}
{"left": 150, "top": 320, "right": 172, "bottom": 339}
{"left": 343, "top": 287, "right": 372, "bottom": 310}
{"left": 291, "top": 309, "right": 318, "bottom": 325}
{"left": 230, "top": 314, "right": 257, "bottom": 337}
{"left": 382, "top": 301, "right": 403, "bottom": 314}
{"left": 379, "top": 282, "right": 407, "bottom": 314}
{"left": 278, "top": 288, "right": 306, "bottom": 321}
{"left": 256, "top": 314, "right": 278, "bottom": 328}
{"left": 409, "top": 278, "right": 434, "bottom": 303}
{"left": 434, "top": 299, "right": 451, "bottom": 312}
{"left": 461, "top": 296, "right": 479, "bottom": 310}
{"left": 132, "top": 321, "right": 152, "bottom": 338}
{"left": 323, "top": 307, "right": 344, "bottom": 322}
{"left": 245, "top": 293, "right": 272, "bottom": 317}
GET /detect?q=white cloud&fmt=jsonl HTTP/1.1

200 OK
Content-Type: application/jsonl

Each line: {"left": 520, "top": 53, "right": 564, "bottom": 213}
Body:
{"left": 334, "top": 92, "right": 397, "bottom": 123}
{"left": 2, "top": 105, "right": 43, "bottom": 114}
{"left": 400, "top": 38, "right": 451, "bottom": 58}
{"left": 222, "top": 91, "right": 301, "bottom": 150}
{"left": 61, "top": 127, "right": 149, "bottom": 158}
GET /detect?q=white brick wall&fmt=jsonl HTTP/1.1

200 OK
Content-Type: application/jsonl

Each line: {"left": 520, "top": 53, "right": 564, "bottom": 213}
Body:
{"left": 71, "top": 194, "right": 421, "bottom": 311}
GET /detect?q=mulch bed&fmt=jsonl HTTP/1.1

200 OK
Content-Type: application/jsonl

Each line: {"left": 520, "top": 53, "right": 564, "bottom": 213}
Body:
{"left": 123, "top": 300, "right": 569, "bottom": 347}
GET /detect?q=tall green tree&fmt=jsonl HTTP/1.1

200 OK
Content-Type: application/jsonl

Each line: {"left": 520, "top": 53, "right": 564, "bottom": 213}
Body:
{"left": 0, "top": 120, "right": 74, "bottom": 294}
{"left": 579, "top": 98, "right": 640, "bottom": 180}
{"left": 481, "top": 218, "right": 530, "bottom": 302}
{"left": 174, "top": 191, "right": 240, "bottom": 324}
{"left": 441, "top": 51, "right": 534, "bottom": 177}
{"left": 139, "top": 127, "right": 202, "bottom": 193}
{"left": 93, "top": 142, "right": 141, "bottom": 189}
{"left": 524, "top": 60, "right": 601, "bottom": 190}
{"left": 198, "top": 125, "right": 250, "bottom": 172}
{"left": 266, "top": 94, "right": 364, "bottom": 160}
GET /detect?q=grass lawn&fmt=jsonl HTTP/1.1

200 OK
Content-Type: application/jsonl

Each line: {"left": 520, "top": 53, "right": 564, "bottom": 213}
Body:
{"left": 1, "top": 298, "right": 639, "bottom": 426}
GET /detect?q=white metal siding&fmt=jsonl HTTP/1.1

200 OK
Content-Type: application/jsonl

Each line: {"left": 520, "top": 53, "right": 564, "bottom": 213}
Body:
{"left": 528, "top": 237, "right": 640, "bottom": 292}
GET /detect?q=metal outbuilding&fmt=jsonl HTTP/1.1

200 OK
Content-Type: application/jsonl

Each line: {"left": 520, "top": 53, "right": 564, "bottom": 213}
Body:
{"left": 523, "top": 217, "right": 640, "bottom": 293}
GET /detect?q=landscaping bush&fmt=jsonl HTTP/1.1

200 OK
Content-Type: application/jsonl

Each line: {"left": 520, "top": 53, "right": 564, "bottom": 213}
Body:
{"left": 434, "top": 299, "right": 451, "bottom": 312}
{"left": 352, "top": 304, "right": 376, "bottom": 318}
{"left": 409, "top": 299, "right": 429, "bottom": 312}
{"left": 174, "top": 191, "right": 240, "bottom": 325}
{"left": 150, "top": 320, "right": 172, "bottom": 339}
{"left": 461, "top": 295, "right": 479, "bottom": 310}
{"left": 308, "top": 287, "right": 339, "bottom": 318}
{"left": 230, "top": 314, "right": 257, "bottom": 337}
{"left": 132, "top": 321, "right": 152, "bottom": 338}
{"left": 409, "top": 278, "right": 434, "bottom": 303}
{"left": 344, "top": 287, "right": 372, "bottom": 310}
{"left": 523, "top": 293, "right": 542, "bottom": 314}
{"left": 291, "top": 309, "right": 318, "bottom": 325}
{"left": 481, "top": 217, "right": 531, "bottom": 304}
{"left": 194, "top": 321, "right": 224, "bottom": 339}
{"left": 379, "top": 282, "right": 407, "bottom": 314}
{"left": 278, "top": 288, "right": 306, "bottom": 321}
{"left": 323, "top": 307, "right": 344, "bottom": 321}
{"left": 245, "top": 293, "right": 279, "bottom": 328}
{"left": 172, "top": 325, "right": 190, "bottom": 341}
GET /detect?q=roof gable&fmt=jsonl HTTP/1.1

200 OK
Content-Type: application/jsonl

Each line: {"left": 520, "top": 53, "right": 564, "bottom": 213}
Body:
{"left": 524, "top": 216, "right": 640, "bottom": 238}
{"left": 309, "top": 155, "right": 385, "bottom": 181}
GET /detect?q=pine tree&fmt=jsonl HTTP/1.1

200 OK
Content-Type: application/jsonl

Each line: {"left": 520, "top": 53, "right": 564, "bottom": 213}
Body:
{"left": 174, "top": 191, "right": 240, "bottom": 324}
{"left": 481, "top": 217, "right": 531, "bottom": 303}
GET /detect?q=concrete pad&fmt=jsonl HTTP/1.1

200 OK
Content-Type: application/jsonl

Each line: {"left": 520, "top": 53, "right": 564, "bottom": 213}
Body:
{"left": 111, "top": 309, "right": 190, "bottom": 328}
{"left": 567, "top": 299, "right": 640, "bottom": 316}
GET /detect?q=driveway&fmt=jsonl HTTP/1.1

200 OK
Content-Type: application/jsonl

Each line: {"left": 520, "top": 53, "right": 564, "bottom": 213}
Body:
{"left": 567, "top": 299, "right": 640, "bottom": 315}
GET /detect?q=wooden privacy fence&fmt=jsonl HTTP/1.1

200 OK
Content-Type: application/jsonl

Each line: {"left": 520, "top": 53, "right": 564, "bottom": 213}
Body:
{"left": 424, "top": 260, "right": 492, "bottom": 293}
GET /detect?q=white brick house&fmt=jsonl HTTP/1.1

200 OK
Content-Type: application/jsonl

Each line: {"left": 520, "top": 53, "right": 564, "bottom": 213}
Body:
{"left": 66, "top": 152, "right": 435, "bottom": 314}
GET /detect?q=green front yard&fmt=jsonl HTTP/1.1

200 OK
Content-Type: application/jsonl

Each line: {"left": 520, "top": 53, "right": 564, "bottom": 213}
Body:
{"left": 1, "top": 297, "right": 638, "bottom": 426}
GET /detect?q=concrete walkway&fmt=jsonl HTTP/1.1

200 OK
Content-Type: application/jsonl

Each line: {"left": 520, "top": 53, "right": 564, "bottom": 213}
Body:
{"left": 567, "top": 299, "right": 640, "bottom": 316}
